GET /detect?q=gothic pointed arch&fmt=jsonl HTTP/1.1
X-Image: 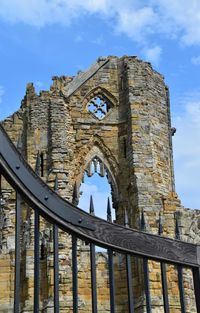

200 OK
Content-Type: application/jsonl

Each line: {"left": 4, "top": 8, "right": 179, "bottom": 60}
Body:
{"left": 82, "top": 86, "right": 118, "bottom": 120}
{"left": 73, "top": 136, "right": 119, "bottom": 209}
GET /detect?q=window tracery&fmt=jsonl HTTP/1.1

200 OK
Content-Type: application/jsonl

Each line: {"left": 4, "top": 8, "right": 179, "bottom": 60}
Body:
{"left": 78, "top": 156, "right": 116, "bottom": 221}
{"left": 87, "top": 95, "right": 112, "bottom": 120}
{"left": 84, "top": 157, "right": 107, "bottom": 179}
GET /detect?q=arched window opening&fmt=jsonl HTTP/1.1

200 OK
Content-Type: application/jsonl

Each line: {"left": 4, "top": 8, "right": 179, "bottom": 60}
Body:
{"left": 87, "top": 95, "right": 112, "bottom": 120}
{"left": 78, "top": 157, "right": 116, "bottom": 221}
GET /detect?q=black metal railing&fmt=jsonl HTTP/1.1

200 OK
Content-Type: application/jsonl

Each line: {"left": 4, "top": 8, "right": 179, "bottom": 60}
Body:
{"left": 0, "top": 124, "right": 200, "bottom": 313}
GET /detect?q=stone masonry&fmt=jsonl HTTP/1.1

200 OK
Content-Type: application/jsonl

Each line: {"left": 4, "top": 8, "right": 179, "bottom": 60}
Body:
{"left": 0, "top": 56, "right": 200, "bottom": 312}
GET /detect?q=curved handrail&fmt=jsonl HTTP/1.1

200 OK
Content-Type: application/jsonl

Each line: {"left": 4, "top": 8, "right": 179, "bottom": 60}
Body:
{"left": 0, "top": 124, "right": 199, "bottom": 267}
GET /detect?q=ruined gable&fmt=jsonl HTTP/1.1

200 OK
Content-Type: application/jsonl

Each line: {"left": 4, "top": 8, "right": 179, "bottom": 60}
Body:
{"left": 0, "top": 56, "right": 199, "bottom": 312}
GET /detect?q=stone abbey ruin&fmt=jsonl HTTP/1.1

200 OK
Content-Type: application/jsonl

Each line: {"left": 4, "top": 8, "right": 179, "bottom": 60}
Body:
{"left": 0, "top": 56, "right": 200, "bottom": 312}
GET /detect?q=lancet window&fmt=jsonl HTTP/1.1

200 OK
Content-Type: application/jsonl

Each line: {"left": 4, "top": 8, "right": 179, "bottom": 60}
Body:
{"left": 84, "top": 157, "right": 107, "bottom": 178}
{"left": 76, "top": 156, "right": 117, "bottom": 221}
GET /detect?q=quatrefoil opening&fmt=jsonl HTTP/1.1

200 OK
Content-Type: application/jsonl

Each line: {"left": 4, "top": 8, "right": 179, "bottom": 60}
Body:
{"left": 87, "top": 95, "right": 112, "bottom": 120}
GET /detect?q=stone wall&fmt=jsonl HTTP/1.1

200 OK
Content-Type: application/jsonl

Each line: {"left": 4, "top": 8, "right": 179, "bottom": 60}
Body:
{"left": 0, "top": 55, "right": 199, "bottom": 312}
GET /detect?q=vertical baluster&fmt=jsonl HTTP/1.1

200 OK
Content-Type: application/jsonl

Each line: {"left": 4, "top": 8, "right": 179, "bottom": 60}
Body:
{"left": 72, "top": 235, "right": 78, "bottom": 313}
{"left": 192, "top": 267, "right": 200, "bottom": 313}
{"left": 143, "top": 258, "right": 151, "bottom": 313}
{"left": 140, "top": 210, "right": 151, "bottom": 313}
{"left": 175, "top": 212, "right": 186, "bottom": 313}
{"left": 53, "top": 225, "right": 59, "bottom": 313}
{"left": 14, "top": 192, "right": 21, "bottom": 313}
{"left": 53, "top": 174, "right": 59, "bottom": 312}
{"left": 177, "top": 266, "right": 186, "bottom": 313}
{"left": 90, "top": 243, "right": 97, "bottom": 313}
{"left": 158, "top": 214, "right": 169, "bottom": 313}
{"left": 107, "top": 200, "right": 115, "bottom": 313}
{"left": 0, "top": 174, "right": 1, "bottom": 207}
{"left": 160, "top": 262, "right": 169, "bottom": 313}
{"left": 34, "top": 210, "right": 40, "bottom": 313}
{"left": 0, "top": 174, "right": 3, "bottom": 248}
{"left": 89, "top": 196, "right": 97, "bottom": 313}
{"left": 124, "top": 209, "right": 134, "bottom": 313}
{"left": 108, "top": 249, "right": 115, "bottom": 313}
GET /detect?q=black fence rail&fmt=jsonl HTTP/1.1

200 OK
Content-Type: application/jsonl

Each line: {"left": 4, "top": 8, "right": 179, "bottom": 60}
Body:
{"left": 0, "top": 123, "right": 200, "bottom": 313}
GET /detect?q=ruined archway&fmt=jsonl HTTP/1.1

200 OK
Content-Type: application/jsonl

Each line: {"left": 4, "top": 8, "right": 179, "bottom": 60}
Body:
{"left": 73, "top": 141, "right": 119, "bottom": 218}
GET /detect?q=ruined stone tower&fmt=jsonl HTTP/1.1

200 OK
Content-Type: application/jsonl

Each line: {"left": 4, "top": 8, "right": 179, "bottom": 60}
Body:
{"left": 1, "top": 56, "right": 200, "bottom": 312}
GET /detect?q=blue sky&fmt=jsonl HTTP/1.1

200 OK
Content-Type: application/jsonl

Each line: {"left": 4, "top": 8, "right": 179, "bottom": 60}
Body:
{"left": 0, "top": 0, "right": 200, "bottom": 214}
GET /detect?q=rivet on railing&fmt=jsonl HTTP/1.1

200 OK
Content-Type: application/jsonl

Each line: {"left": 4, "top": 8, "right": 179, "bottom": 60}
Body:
{"left": 107, "top": 197, "right": 112, "bottom": 222}
{"left": 89, "top": 195, "right": 95, "bottom": 216}
{"left": 16, "top": 165, "right": 20, "bottom": 170}
{"left": 44, "top": 196, "right": 48, "bottom": 201}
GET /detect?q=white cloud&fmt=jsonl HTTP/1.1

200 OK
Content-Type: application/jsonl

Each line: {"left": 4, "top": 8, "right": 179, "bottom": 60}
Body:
{"left": 115, "top": 6, "right": 157, "bottom": 44}
{"left": 0, "top": 0, "right": 110, "bottom": 27}
{"left": 157, "top": 1, "right": 200, "bottom": 44}
{"left": 0, "top": 0, "right": 200, "bottom": 49}
{"left": 0, "top": 86, "right": 5, "bottom": 104}
{"left": 91, "top": 35, "right": 104, "bottom": 45}
{"left": 74, "top": 35, "right": 83, "bottom": 43}
{"left": 172, "top": 91, "right": 200, "bottom": 208}
{"left": 142, "top": 45, "right": 162, "bottom": 66}
{"left": 191, "top": 55, "right": 200, "bottom": 65}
